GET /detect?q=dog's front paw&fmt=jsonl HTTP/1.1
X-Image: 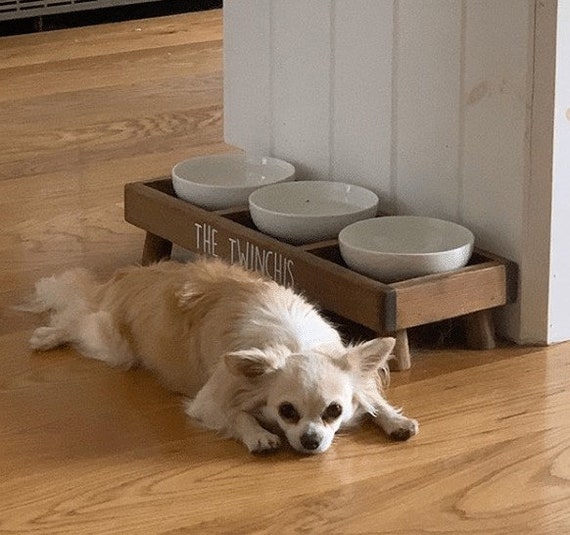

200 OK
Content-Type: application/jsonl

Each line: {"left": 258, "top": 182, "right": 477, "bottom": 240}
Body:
{"left": 388, "top": 417, "right": 419, "bottom": 441}
{"left": 244, "top": 430, "right": 281, "bottom": 453}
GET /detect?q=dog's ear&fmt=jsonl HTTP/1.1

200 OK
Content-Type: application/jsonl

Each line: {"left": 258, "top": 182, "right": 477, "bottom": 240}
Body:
{"left": 225, "top": 347, "right": 287, "bottom": 378}
{"left": 346, "top": 337, "right": 396, "bottom": 374}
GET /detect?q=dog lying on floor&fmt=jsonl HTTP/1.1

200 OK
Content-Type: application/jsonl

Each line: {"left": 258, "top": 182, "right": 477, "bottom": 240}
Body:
{"left": 23, "top": 258, "right": 418, "bottom": 454}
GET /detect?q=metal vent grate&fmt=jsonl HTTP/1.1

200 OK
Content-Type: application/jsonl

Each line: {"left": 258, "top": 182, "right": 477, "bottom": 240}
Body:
{"left": 0, "top": 0, "right": 161, "bottom": 21}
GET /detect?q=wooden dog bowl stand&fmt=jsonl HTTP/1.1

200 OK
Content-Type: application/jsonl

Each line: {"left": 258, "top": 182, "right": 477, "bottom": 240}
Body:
{"left": 124, "top": 178, "right": 518, "bottom": 370}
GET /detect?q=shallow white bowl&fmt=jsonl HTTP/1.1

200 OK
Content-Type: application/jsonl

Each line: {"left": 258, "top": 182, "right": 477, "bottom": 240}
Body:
{"left": 339, "top": 216, "right": 475, "bottom": 282}
{"left": 172, "top": 154, "right": 295, "bottom": 210}
{"left": 249, "top": 181, "right": 379, "bottom": 244}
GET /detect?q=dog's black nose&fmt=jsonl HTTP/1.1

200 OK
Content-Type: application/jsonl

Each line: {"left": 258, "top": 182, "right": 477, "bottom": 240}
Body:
{"left": 300, "top": 432, "right": 321, "bottom": 451}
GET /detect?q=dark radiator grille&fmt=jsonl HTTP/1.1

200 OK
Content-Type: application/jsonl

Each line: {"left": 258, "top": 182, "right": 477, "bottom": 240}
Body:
{"left": 0, "top": 0, "right": 159, "bottom": 20}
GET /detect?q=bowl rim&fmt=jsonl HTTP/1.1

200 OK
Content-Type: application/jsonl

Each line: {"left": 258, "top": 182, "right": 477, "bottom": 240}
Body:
{"left": 172, "top": 154, "right": 296, "bottom": 191}
{"left": 338, "top": 215, "right": 475, "bottom": 257}
{"left": 248, "top": 180, "right": 379, "bottom": 219}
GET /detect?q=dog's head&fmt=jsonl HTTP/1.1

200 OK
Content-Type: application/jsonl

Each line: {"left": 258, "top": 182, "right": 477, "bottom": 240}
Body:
{"left": 225, "top": 337, "right": 396, "bottom": 454}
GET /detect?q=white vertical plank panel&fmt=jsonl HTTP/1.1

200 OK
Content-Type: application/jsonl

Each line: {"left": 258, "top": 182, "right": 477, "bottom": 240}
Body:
{"left": 548, "top": 1, "right": 570, "bottom": 343}
{"left": 461, "top": 1, "right": 533, "bottom": 342}
{"left": 395, "top": 1, "right": 462, "bottom": 219}
{"left": 331, "top": 1, "right": 394, "bottom": 211}
{"left": 271, "top": 1, "right": 332, "bottom": 180}
{"left": 519, "top": 0, "right": 555, "bottom": 344}
{"left": 223, "top": 0, "right": 272, "bottom": 155}
{"left": 460, "top": 0, "right": 532, "bottom": 259}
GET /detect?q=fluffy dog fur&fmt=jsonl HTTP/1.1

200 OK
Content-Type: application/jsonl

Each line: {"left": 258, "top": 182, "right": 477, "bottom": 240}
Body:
{"left": 23, "top": 258, "right": 418, "bottom": 454}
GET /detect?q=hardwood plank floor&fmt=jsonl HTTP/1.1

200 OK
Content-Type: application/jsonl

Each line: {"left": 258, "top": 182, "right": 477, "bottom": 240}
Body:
{"left": 1, "top": 9, "right": 569, "bottom": 534}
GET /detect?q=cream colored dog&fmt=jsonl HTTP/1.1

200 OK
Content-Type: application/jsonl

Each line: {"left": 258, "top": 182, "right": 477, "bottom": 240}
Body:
{"left": 25, "top": 258, "right": 418, "bottom": 454}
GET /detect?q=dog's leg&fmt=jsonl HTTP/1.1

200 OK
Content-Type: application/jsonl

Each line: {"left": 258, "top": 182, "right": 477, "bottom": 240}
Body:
{"left": 230, "top": 412, "right": 282, "bottom": 453}
{"left": 373, "top": 398, "right": 419, "bottom": 441}
{"left": 30, "top": 326, "right": 68, "bottom": 350}
{"left": 31, "top": 309, "right": 136, "bottom": 368}
{"left": 73, "top": 311, "right": 136, "bottom": 369}
{"left": 186, "top": 396, "right": 281, "bottom": 453}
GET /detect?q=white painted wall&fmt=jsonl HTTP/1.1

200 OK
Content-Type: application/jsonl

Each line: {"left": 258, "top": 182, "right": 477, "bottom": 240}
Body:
{"left": 549, "top": 0, "right": 570, "bottom": 343}
{"left": 224, "top": 0, "right": 569, "bottom": 344}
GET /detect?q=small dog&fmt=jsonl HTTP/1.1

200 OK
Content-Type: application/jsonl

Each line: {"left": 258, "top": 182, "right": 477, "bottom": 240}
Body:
{"left": 23, "top": 258, "right": 418, "bottom": 454}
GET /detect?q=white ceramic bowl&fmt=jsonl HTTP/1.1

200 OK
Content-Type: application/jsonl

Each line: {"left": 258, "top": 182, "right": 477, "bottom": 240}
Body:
{"left": 249, "top": 181, "right": 379, "bottom": 244}
{"left": 339, "top": 216, "right": 475, "bottom": 282}
{"left": 172, "top": 154, "right": 295, "bottom": 210}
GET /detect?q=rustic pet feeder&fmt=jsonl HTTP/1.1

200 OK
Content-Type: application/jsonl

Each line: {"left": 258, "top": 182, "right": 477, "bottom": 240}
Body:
{"left": 124, "top": 178, "right": 518, "bottom": 370}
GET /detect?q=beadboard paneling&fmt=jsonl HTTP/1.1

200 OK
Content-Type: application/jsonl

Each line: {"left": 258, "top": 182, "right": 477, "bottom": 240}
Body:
{"left": 394, "top": 0, "right": 462, "bottom": 220}
{"left": 270, "top": 0, "right": 332, "bottom": 181}
{"left": 331, "top": 1, "right": 394, "bottom": 210}
{"left": 223, "top": 0, "right": 272, "bottom": 156}
{"left": 223, "top": 0, "right": 566, "bottom": 343}
{"left": 460, "top": 0, "right": 532, "bottom": 259}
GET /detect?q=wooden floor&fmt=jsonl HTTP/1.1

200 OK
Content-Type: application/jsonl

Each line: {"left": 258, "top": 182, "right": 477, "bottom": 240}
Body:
{"left": 1, "top": 9, "right": 570, "bottom": 534}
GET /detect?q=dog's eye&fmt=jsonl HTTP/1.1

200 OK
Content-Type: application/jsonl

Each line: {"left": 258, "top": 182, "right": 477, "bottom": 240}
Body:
{"left": 322, "top": 402, "right": 342, "bottom": 422}
{"left": 278, "top": 402, "right": 300, "bottom": 423}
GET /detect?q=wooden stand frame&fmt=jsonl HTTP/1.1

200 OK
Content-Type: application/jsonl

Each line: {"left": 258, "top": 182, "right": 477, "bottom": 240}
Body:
{"left": 124, "top": 178, "right": 518, "bottom": 370}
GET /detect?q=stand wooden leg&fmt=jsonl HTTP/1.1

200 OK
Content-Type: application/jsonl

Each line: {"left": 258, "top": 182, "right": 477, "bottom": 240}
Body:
{"left": 465, "top": 309, "right": 496, "bottom": 350}
{"left": 393, "top": 329, "right": 411, "bottom": 371}
{"left": 142, "top": 232, "right": 173, "bottom": 265}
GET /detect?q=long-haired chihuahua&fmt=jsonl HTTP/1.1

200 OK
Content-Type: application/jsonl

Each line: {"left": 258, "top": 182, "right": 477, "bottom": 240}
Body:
{"left": 23, "top": 258, "right": 418, "bottom": 454}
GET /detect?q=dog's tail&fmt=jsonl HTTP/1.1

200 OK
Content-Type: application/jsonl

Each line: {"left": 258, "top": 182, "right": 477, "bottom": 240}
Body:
{"left": 19, "top": 269, "right": 136, "bottom": 365}
{"left": 18, "top": 268, "right": 109, "bottom": 353}
{"left": 16, "top": 268, "right": 98, "bottom": 315}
